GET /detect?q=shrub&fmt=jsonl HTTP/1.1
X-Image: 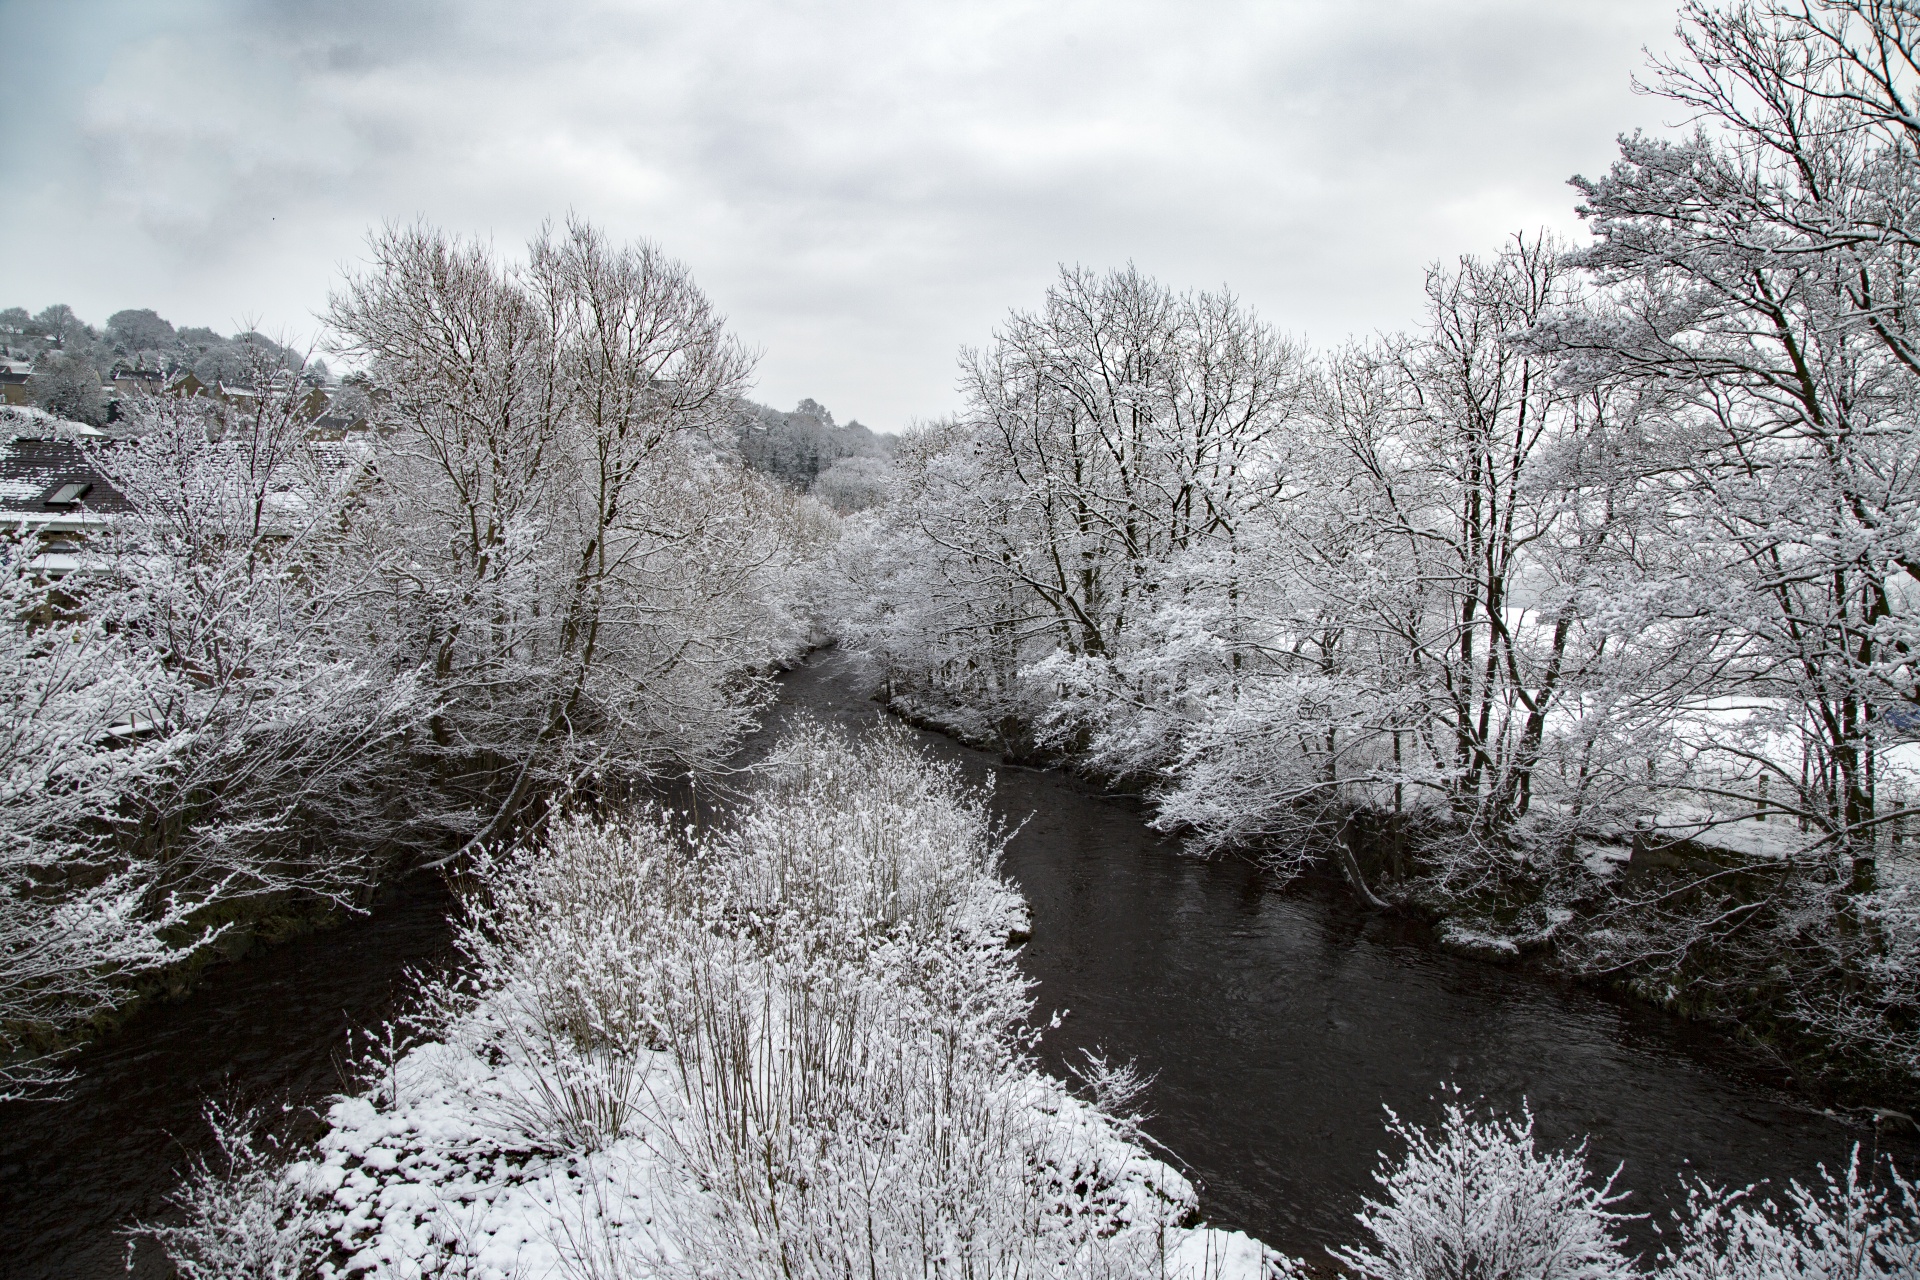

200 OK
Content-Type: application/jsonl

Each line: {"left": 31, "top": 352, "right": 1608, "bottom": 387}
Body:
{"left": 449, "top": 813, "right": 701, "bottom": 1151}
{"left": 646, "top": 718, "right": 1166, "bottom": 1278}
{"left": 130, "top": 1102, "right": 324, "bottom": 1280}
{"left": 1659, "top": 1146, "right": 1920, "bottom": 1280}
{"left": 1332, "top": 1095, "right": 1634, "bottom": 1280}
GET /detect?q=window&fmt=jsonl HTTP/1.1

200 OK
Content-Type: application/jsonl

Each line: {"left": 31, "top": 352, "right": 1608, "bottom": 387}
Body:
{"left": 43, "top": 481, "right": 90, "bottom": 506}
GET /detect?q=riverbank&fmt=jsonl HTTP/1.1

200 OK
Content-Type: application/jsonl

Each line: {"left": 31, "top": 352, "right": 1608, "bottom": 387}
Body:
{"left": 1333, "top": 822, "right": 1920, "bottom": 1118}
{"left": 877, "top": 679, "right": 1920, "bottom": 1118}
{"left": 778, "top": 657, "right": 1908, "bottom": 1262}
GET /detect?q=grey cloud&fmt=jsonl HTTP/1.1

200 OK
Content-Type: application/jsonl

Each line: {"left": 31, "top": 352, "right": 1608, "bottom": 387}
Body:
{"left": 2, "top": 0, "right": 1684, "bottom": 427}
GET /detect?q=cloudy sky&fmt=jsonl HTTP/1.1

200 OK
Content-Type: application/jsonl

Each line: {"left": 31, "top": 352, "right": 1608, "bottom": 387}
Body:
{"left": 4, "top": 0, "right": 1685, "bottom": 428}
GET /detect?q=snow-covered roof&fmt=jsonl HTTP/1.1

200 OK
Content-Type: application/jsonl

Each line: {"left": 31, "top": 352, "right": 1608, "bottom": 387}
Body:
{"left": 0, "top": 405, "right": 105, "bottom": 439}
{"left": 0, "top": 436, "right": 130, "bottom": 519}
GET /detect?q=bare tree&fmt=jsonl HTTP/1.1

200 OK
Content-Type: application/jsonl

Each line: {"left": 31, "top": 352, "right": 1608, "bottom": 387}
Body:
{"left": 328, "top": 217, "right": 807, "bottom": 855}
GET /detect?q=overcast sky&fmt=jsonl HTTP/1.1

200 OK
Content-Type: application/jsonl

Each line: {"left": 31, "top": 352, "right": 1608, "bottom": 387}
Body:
{"left": 3, "top": 0, "right": 1686, "bottom": 428}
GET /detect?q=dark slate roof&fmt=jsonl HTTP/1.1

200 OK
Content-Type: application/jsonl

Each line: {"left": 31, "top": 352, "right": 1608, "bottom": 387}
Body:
{"left": 0, "top": 438, "right": 132, "bottom": 516}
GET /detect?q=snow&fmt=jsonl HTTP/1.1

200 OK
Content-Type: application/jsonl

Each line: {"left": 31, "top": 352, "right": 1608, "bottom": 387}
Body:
{"left": 1164, "top": 1227, "right": 1282, "bottom": 1279}
{"left": 1436, "top": 919, "right": 1521, "bottom": 962}
{"left": 298, "top": 1042, "right": 1278, "bottom": 1279}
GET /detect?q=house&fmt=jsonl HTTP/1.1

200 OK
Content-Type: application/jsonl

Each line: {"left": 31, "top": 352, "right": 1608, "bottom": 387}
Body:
{"left": 307, "top": 413, "right": 361, "bottom": 440}
{"left": 0, "top": 432, "right": 130, "bottom": 578}
{"left": 109, "top": 362, "right": 167, "bottom": 397}
{"left": 134, "top": 369, "right": 372, "bottom": 440}
{"left": 157, "top": 370, "right": 265, "bottom": 408}
{"left": 164, "top": 370, "right": 207, "bottom": 399}
{"left": 214, "top": 381, "right": 260, "bottom": 411}
{"left": 0, "top": 360, "right": 30, "bottom": 406}
{"left": 307, "top": 388, "right": 372, "bottom": 439}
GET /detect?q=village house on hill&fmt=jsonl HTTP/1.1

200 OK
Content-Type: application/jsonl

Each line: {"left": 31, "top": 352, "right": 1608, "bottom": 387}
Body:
{"left": 0, "top": 358, "right": 370, "bottom": 449}
{"left": 0, "top": 359, "right": 30, "bottom": 406}
{"left": 162, "top": 369, "right": 206, "bottom": 399}
{"left": 108, "top": 361, "right": 167, "bottom": 398}
{"left": 2, "top": 398, "right": 374, "bottom": 583}
{"left": 0, "top": 422, "right": 129, "bottom": 579}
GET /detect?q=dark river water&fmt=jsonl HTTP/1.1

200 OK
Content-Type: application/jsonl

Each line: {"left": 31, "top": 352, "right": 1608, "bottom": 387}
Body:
{"left": 0, "top": 879, "right": 457, "bottom": 1278}
{"left": 3, "top": 646, "right": 1913, "bottom": 1277}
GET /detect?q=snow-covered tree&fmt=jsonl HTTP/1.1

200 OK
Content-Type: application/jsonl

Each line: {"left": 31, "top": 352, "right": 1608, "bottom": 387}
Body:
{"left": 1158, "top": 239, "right": 1711, "bottom": 888}
{"left": 840, "top": 266, "right": 1311, "bottom": 754}
{"left": 97, "top": 367, "right": 425, "bottom": 899}
{"left": 1554, "top": 0, "right": 1920, "bottom": 886}
{"left": 328, "top": 217, "right": 826, "bottom": 854}
{"left": 3, "top": 220, "right": 831, "bottom": 1095}
{"left": 0, "top": 535, "right": 194, "bottom": 1097}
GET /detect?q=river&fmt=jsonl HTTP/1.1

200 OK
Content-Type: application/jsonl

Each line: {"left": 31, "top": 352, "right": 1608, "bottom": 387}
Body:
{"left": 769, "top": 650, "right": 1919, "bottom": 1265}
{"left": 2, "top": 647, "right": 1912, "bottom": 1276}
{"left": 0, "top": 879, "right": 456, "bottom": 1278}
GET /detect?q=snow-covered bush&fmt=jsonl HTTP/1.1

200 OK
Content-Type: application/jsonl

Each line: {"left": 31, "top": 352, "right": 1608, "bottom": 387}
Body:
{"left": 1333, "top": 1095, "right": 1634, "bottom": 1280}
{"left": 131, "top": 1101, "right": 327, "bottom": 1280}
{"left": 1783, "top": 884, "right": 1920, "bottom": 1085}
{"left": 723, "top": 718, "right": 1023, "bottom": 944}
{"left": 1659, "top": 1147, "right": 1920, "bottom": 1280}
{"left": 1334, "top": 1102, "right": 1920, "bottom": 1280}
{"left": 448, "top": 815, "right": 705, "bottom": 1152}
{"left": 241, "top": 721, "right": 1272, "bottom": 1279}
{"left": 656, "top": 949, "right": 1152, "bottom": 1280}
{"left": 648, "top": 721, "right": 1156, "bottom": 1279}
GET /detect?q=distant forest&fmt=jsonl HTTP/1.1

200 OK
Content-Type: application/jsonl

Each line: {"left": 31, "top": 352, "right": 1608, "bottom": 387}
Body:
{"left": 736, "top": 396, "right": 894, "bottom": 511}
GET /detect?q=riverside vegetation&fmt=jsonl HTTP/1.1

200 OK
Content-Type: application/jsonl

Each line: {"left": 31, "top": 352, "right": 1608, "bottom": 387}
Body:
{"left": 12, "top": 1, "right": 1920, "bottom": 1276}
{"left": 132, "top": 723, "right": 1920, "bottom": 1280}
{"left": 136, "top": 723, "right": 1274, "bottom": 1279}
{"left": 832, "top": 0, "right": 1920, "bottom": 1109}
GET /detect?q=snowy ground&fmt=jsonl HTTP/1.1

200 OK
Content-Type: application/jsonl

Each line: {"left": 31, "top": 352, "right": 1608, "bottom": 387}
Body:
{"left": 297, "top": 1038, "right": 1276, "bottom": 1278}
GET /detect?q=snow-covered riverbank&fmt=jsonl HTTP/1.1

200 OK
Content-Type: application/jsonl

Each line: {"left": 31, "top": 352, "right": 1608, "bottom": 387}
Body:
{"left": 160, "top": 719, "right": 1278, "bottom": 1278}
